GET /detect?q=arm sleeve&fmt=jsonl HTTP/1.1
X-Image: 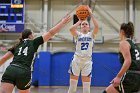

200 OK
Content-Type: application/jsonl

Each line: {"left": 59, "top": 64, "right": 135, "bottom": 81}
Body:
{"left": 33, "top": 36, "right": 44, "bottom": 51}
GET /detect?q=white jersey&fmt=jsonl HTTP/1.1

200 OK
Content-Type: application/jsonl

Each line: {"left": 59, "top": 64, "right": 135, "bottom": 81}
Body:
{"left": 74, "top": 31, "right": 94, "bottom": 57}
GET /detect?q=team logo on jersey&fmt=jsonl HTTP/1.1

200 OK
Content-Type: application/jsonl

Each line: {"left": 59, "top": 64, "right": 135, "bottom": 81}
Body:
{"left": 78, "top": 37, "right": 92, "bottom": 41}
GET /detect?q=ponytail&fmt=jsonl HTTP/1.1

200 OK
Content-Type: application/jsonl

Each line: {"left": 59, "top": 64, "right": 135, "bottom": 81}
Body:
{"left": 8, "top": 29, "right": 32, "bottom": 51}
{"left": 120, "top": 21, "right": 134, "bottom": 38}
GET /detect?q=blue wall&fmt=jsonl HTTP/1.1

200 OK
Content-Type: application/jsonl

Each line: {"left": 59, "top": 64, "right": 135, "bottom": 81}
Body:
{"left": 32, "top": 52, "right": 121, "bottom": 86}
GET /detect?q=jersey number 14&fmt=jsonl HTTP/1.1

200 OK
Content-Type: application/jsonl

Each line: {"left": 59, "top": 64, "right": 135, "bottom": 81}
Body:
{"left": 18, "top": 47, "right": 28, "bottom": 56}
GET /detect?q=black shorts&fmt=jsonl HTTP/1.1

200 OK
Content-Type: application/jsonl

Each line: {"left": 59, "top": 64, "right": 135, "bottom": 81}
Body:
{"left": 1, "top": 65, "right": 31, "bottom": 90}
{"left": 115, "top": 72, "right": 140, "bottom": 93}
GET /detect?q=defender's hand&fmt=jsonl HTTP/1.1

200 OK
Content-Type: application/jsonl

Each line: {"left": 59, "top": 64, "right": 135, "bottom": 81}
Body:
{"left": 111, "top": 76, "right": 121, "bottom": 87}
{"left": 61, "top": 14, "right": 71, "bottom": 24}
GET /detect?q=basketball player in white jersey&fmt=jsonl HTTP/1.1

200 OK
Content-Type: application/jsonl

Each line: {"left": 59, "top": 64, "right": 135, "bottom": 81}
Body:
{"left": 67, "top": 6, "right": 99, "bottom": 93}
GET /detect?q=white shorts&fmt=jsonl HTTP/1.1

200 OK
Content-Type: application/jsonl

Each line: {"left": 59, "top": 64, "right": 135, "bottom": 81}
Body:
{"left": 68, "top": 55, "right": 93, "bottom": 77}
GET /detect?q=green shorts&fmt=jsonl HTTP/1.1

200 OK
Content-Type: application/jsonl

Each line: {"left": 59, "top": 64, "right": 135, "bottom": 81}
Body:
{"left": 1, "top": 65, "right": 31, "bottom": 90}
{"left": 115, "top": 72, "right": 140, "bottom": 93}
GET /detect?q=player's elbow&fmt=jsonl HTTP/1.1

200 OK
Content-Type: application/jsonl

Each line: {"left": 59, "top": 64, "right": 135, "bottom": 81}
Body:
{"left": 0, "top": 58, "right": 6, "bottom": 66}
{"left": 69, "top": 27, "right": 74, "bottom": 32}
{"left": 125, "top": 58, "right": 131, "bottom": 66}
{"left": 69, "top": 27, "right": 76, "bottom": 34}
{"left": 93, "top": 28, "right": 99, "bottom": 34}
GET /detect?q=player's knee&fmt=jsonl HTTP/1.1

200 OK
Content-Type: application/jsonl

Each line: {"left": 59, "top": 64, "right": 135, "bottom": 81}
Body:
{"left": 103, "top": 90, "right": 107, "bottom": 93}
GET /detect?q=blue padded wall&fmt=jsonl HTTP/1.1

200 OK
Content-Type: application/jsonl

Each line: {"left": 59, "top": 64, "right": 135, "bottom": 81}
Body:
{"left": 92, "top": 53, "right": 121, "bottom": 86}
{"left": 33, "top": 52, "right": 121, "bottom": 86}
{"left": 38, "top": 52, "right": 51, "bottom": 86}
{"left": 50, "top": 52, "right": 74, "bottom": 86}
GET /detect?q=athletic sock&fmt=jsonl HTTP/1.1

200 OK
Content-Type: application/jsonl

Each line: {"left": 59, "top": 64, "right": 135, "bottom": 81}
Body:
{"left": 83, "top": 82, "right": 90, "bottom": 93}
{"left": 67, "top": 79, "right": 78, "bottom": 93}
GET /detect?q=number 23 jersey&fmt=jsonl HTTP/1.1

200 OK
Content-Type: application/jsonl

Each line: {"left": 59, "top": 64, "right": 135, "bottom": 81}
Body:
{"left": 74, "top": 32, "right": 94, "bottom": 57}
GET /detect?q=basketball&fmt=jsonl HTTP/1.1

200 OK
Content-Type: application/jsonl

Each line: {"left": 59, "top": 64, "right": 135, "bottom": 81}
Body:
{"left": 76, "top": 5, "right": 89, "bottom": 20}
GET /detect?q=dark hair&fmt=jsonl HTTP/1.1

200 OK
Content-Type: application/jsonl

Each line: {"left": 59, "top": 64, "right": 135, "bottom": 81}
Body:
{"left": 19, "top": 29, "right": 32, "bottom": 42}
{"left": 120, "top": 22, "right": 134, "bottom": 38}
{"left": 9, "top": 29, "right": 32, "bottom": 51}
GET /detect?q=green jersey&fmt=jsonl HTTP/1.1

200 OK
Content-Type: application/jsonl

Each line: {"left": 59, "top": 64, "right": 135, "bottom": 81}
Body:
{"left": 119, "top": 38, "right": 140, "bottom": 71}
{"left": 9, "top": 36, "right": 44, "bottom": 70}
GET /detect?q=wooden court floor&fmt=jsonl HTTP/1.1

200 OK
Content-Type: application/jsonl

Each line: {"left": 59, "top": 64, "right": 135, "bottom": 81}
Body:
{"left": 14, "top": 86, "right": 106, "bottom": 93}
{"left": 13, "top": 86, "right": 140, "bottom": 93}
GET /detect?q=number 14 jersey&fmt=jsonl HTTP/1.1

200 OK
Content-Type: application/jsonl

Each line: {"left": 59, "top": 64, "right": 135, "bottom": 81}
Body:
{"left": 74, "top": 32, "right": 94, "bottom": 58}
{"left": 9, "top": 36, "right": 44, "bottom": 70}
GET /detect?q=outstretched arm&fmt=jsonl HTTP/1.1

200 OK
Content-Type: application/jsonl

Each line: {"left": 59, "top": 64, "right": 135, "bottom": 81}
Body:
{"left": 69, "top": 20, "right": 82, "bottom": 37}
{"left": 87, "top": 6, "right": 99, "bottom": 38}
{"left": 42, "top": 15, "right": 71, "bottom": 42}
{"left": 111, "top": 41, "right": 131, "bottom": 87}
{"left": 0, "top": 51, "right": 13, "bottom": 66}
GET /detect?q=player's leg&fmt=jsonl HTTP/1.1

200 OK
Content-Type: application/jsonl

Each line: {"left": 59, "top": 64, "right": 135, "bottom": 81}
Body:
{"left": 68, "top": 74, "right": 79, "bottom": 93}
{"left": 81, "top": 61, "right": 92, "bottom": 93}
{"left": 19, "top": 89, "right": 30, "bottom": 93}
{"left": 68, "top": 59, "right": 80, "bottom": 93}
{"left": 103, "top": 72, "right": 137, "bottom": 93}
{"left": 81, "top": 76, "right": 91, "bottom": 93}
{"left": 0, "top": 82, "right": 15, "bottom": 93}
{"left": 103, "top": 82, "right": 133, "bottom": 93}
{"left": 0, "top": 65, "right": 16, "bottom": 93}
{"left": 103, "top": 84, "right": 119, "bottom": 93}
{"left": 15, "top": 67, "right": 31, "bottom": 93}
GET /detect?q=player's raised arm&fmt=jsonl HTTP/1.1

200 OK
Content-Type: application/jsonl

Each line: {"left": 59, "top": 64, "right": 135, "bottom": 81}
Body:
{"left": 87, "top": 6, "right": 99, "bottom": 38}
{"left": 69, "top": 20, "right": 82, "bottom": 37}
{"left": 42, "top": 15, "right": 71, "bottom": 42}
{"left": 0, "top": 51, "right": 13, "bottom": 66}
